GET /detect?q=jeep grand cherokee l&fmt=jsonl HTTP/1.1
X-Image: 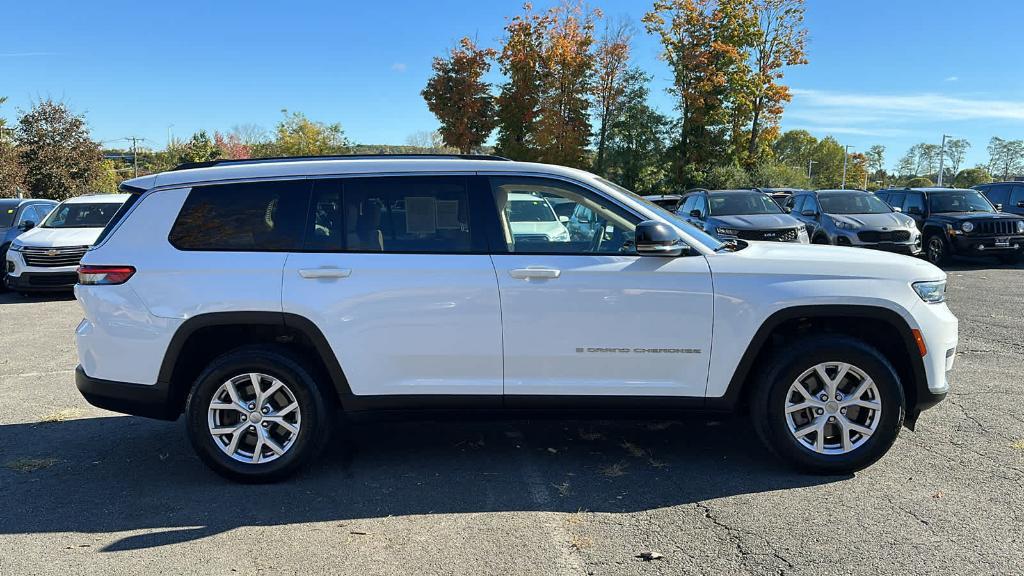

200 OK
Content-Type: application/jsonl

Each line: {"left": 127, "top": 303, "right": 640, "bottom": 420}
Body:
{"left": 876, "top": 187, "right": 1024, "bottom": 265}
{"left": 73, "top": 156, "right": 957, "bottom": 482}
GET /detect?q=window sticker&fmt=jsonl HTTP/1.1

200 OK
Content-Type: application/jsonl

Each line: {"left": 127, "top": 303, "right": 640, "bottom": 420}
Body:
{"left": 436, "top": 200, "right": 460, "bottom": 230}
{"left": 405, "top": 196, "right": 436, "bottom": 234}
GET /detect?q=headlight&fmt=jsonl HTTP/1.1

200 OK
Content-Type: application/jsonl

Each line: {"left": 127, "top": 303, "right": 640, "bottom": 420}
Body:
{"left": 8, "top": 242, "right": 24, "bottom": 252}
{"left": 961, "top": 221, "right": 974, "bottom": 233}
{"left": 1017, "top": 221, "right": 1024, "bottom": 234}
{"left": 832, "top": 218, "right": 856, "bottom": 230}
{"left": 797, "top": 227, "right": 808, "bottom": 238}
{"left": 715, "top": 227, "right": 739, "bottom": 237}
{"left": 912, "top": 280, "right": 946, "bottom": 303}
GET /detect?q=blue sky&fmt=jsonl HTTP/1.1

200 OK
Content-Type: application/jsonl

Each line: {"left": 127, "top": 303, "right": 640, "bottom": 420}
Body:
{"left": 2, "top": 0, "right": 1022, "bottom": 170}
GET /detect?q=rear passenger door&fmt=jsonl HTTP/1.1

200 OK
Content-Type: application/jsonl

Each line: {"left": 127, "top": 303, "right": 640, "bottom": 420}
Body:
{"left": 281, "top": 176, "right": 503, "bottom": 400}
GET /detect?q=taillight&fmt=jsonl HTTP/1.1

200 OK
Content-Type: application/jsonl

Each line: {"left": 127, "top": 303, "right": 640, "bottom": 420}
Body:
{"left": 78, "top": 265, "right": 136, "bottom": 285}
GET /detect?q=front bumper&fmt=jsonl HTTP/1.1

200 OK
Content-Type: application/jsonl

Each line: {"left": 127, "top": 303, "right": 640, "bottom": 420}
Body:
{"left": 5, "top": 249, "right": 79, "bottom": 291}
{"left": 832, "top": 229, "right": 922, "bottom": 255}
{"left": 75, "top": 365, "right": 178, "bottom": 420}
{"left": 949, "top": 234, "right": 1024, "bottom": 256}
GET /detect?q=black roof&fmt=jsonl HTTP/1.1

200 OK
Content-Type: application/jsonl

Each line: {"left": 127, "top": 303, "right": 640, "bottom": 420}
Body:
{"left": 172, "top": 153, "right": 512, "bottom": 171}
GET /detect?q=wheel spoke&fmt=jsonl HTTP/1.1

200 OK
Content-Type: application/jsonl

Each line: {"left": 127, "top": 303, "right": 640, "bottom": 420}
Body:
{"left": 251, "top": 434, "right": 264, "bottom": 463}
{"left": 843, "top": 377, "right": 874, "bottom": 404}
{"left": 786, "top": 401, "right": 817, "bottom": 414}
{"left": 275, "top": 402, "right": 299, "bottom": 417}
{"left": 850, "top": 399, "right": 881, "bottom": 411}
{"left": 842, "top": 417, "right": 874, "bottom": 438}
{"left": 794, "top": 419, "right": 820, "bottom": 439}
{"left": 250, "top": 373, "right": 264, "bottom": 405}
{"left": 262, "top": 381, "right": 284, "bottom": 405}
{"left": 793, "top": 381, "right": 815, "bottom": 401}
{"left": 210, "top": 401, "right": 244, "bottom": 413}
{"left": 265, "top": 416, "right": 298, "bottom": 434}
{"left": 225, "top": 380, "right": 245, "bottom": 409}
{"left": 813, "top": 421, "right": 826, "bottom": 452}
{"left": 227, "top": 426, "right": 246, "bottom": 455}
{"left": 262, "top": 432, "right": 286, "bottom": 456}
{"left": 840, "top": 420, "right": 853, "bottom": 451}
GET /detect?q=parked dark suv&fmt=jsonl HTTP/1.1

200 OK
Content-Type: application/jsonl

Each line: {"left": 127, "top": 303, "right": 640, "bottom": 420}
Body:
{"left": 876, "top": 188, "right": 1024, "bottom": 265}
{"left": 972, "top": 181, "right": 1024, "bottom": 217}
{"left": 679, "top": 189, "right": 809, "bottom": 243}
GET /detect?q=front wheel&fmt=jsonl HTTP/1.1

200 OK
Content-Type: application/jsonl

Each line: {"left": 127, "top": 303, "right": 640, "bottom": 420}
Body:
{"left": 925, "top": 234, "right": 950, "bottom": 266}
{"left": 812, "top": 234, "right": 831, "bottom": 245}
{"left": 751, "top": 336, "right": 905, "bottom": 474}
{"left": 185, "top": 346, "right": 333, "bottom": 482}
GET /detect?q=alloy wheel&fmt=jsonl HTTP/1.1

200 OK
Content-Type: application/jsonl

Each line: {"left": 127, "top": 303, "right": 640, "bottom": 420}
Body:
{"left": 927, "top": 237, "right": 944, "bottom": 264}
{"left": 207, "top": 373, "right": 302, "bottom": 464}
{"left": 784, "top": 361, "right": 881, "bottom": 455}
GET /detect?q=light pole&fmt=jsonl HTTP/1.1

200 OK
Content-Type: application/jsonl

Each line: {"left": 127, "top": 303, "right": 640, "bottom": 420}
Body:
{"left": 807, "top": 159, "right": 817, "bottom": 179}
{"left": 937, "top": 134, "right": 951, "bottom": 186}
{"left": 841, "top": 145, "right": 854, "bottom": 189}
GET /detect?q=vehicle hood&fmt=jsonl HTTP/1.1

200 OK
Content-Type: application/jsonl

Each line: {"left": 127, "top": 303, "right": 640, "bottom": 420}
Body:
{"left": 930, "top": 212, "right": 1023, "bottom": 222}
{"left": 827, "top": 212, "right": 914, "bottom": 229}
{"left": 710, "top": 214, "right": 800, "bottom": 230}
{"left": 14, "top": 226, "right": 102, "bottom": 248}
{"left": 510, "top": 221, "right": 567, "bottom": 236}
{"left": 712, "top": 241, "right": 943, "bottom": 282}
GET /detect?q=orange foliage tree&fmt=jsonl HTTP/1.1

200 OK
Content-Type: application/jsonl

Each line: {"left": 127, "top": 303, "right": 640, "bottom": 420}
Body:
{"left": 421, "top": 37, "right": 498, "bottom": 154}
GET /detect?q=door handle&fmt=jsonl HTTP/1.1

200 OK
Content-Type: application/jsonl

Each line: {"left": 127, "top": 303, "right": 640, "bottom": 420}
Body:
{"left": 509, "top": 267, "right": 561, "bottom": 280}
{"left": 298, "top": 267, "right": 352, "bottom": 279}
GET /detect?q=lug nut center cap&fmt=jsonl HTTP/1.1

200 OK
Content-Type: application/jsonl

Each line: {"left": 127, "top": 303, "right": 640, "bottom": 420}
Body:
{"left": 249, "top": 412, "right": 263, "bottom": 424}
{"left": 825, "top": 401, "right": 840, "bottom": 414}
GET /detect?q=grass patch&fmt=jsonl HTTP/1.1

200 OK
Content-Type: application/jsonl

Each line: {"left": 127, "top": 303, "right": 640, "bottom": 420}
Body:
{"left": 1011, "top": 440, "right": 1024, "bottom": 451}
{"left": 39, "top": 408, "right": 84, "bottom": 423}
{"left": 5, "top": 457, "right": 60, "bottom": 472}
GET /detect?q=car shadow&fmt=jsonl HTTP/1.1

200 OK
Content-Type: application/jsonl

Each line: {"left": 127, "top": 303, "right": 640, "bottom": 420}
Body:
{"left": 0, "top": 290, "right": 76, "bottom": 304}
{"left": 0, "top": 414, "right": 845, "bottom": 551}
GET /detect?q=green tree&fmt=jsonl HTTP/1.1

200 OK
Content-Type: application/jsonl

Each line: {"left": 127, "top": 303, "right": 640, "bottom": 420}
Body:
{"left": 90, "top": 159, "right": 126, "bottom": 193}
{"left": 905, "top": 176, "right": 934, "bottom": 188}
{"left": 603, "top": 68, "right": 670, "bottom": 194}
{"left": 494, "top": 4, "right": 547, "bottom": 161}
{"left": 17, "top": 100, "right": 102, "bottom": 200}
{"left": 422, "top": 37, "right": 498, "bottom": 154}
{"left": 0, "top": 97, "right": 26, "bottom": 197}
{"left": 271, "top": 110, "right": 350, "bottom": 157}
{"left": 987, "top": 137, "right": 1024, "bottom": 180}
{"left": 953, "top": 167, "right": 991, "bottom": 188}
{"left": 703, "top": 164, "right": 751, "bottom": 189}
{"left": 592, "top": 20, "right": 632, "bottom": 174}
{"left": 177, "top": 130, "right": 221, "bottom": 164}
{"left": 749, "top": 160, "right": 810, "bottom": 188}
{"left": 772, "top": 129, "right": 816, "bottom": 171}
{"left": 943, "top": 138, "right": 969, "bottom": 178}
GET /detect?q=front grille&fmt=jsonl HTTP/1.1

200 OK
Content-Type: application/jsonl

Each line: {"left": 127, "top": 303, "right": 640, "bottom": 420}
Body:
{"left": 858, "top": 230, "right": 911, "bottom": 243}
{"left": 736, "top": 228, "right": 799, "bottom": 242}
{"left": 21, "top": 246, "right": 89, "bottom": 268}
{"left": 975, "top": 220, "right": 1017, "bottom": 236}
{"left": 27, "top": 273, "right": 79, "bottom": 286}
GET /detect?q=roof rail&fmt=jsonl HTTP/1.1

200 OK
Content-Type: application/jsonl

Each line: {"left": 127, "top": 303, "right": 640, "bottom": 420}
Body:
{"left": 172, "top": 153, "right": 512, "bottom": 171}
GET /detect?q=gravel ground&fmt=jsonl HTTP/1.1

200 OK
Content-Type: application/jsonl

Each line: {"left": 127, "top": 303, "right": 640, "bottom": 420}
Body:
{"left": 0, "top": 259, "right": 1022, "bottom": 576}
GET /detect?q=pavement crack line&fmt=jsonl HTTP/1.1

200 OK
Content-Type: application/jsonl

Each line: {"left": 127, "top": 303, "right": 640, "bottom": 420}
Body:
{"left": 695, "top": 501, "right": 794, "bottom": 576}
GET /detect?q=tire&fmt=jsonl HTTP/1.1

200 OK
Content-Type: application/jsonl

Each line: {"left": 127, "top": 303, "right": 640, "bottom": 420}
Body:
{"left": 185, "top": 346, "right": 333, "bottom": 483}
{"left": 0, "top": 245, "right": 9, "bottom": 293}
{"left": 750, "top": 335, "right": 905, "bottom": 474}
{"left": 812, "top": 234, "right": 831, "bottom": 245}
{"left": 924, "top": 234, "right": 949, "bottom": 266}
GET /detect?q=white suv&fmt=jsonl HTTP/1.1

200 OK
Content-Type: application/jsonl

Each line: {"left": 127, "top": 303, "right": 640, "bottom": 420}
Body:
{"left": 73, "top": 156, "right": 957, "bottom": 482}
{"left": 6, "top": 194, "right": 129, "bottom": 292}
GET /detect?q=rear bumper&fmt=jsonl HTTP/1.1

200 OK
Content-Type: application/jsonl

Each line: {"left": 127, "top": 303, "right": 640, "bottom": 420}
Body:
{"left": 75, "top": 365, "right": 178, "bottom": 420}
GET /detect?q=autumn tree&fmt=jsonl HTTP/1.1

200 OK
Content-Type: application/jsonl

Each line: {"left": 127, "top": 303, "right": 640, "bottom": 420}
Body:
{"left": 603, "top": 68, "right": 670, "bottom": 194}
{"left": 591, "top": 20, "right": 632, "bottom": 175}
{"left": 422, "top": 37, "right": 498, "bottom": 154}
{"left": 17, "top": 100, "right": 102, "bottom": 200}
{"left": 177, "top": 130, "right": 221, "bottom": 164}
{"left": 272, "top": 110, "right": 350, "bottom": 157}
{"left": 744, "top": 0, "right": 807, "bottom": 161}
{"left": 0, "top": 97, "right": 25, "bottom": 196}
{"left": 214, "top": 131, "right": 251, "bottom": 160}
{"left": 495, "top": 4, "right": 548, "bottom": 161}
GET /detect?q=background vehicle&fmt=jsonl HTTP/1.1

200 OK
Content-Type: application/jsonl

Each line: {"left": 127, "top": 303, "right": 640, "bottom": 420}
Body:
{"left": 972, "top": 181, "right": 1024, "bottom": 217}
{"left": 642, "top": 194, "right": 683, "bottom": 212}
{"left": 505, "top": 192, "right": 571, "bottom": 245}
{"left": 756, "top": 187, "right": 805, "bottom": 208}
{"left": 5, "top": 194, "right": 129, "bottom": 292}
{"left": 785, "top": 190, "right": 921, "bottom": 254}
{"left": 679, "top": 189, "right": 809, "bottom": 243}
{"left": 74, "top": 156, "right": 954, "bottom": 482}
{"left": 876, "top": 187, "right": 1024, "bottom": 265}
{"left": 0, "top": 198, "right": 58, "bottom": 290}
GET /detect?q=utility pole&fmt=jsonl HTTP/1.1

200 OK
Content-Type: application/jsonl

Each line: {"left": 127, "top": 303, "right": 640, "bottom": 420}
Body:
{"left": 807, "top": 159, "right": 817, "bottom": 179}
{"left": 126, "top": 136, "right": 144, "bottom": 178}
{"left": 937, "top": 134, "right": 950, "bottom": 187}
{"left": 841, "top": 145, "right": 854, "bottom": 189}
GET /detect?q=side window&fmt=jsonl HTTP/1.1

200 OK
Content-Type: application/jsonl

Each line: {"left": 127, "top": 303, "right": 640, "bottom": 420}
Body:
{"left": 680, "top": 195, "right": 697, "bottom": 216}
{"left": 490, "top": 177, "right": 638, "bottom": 255}
{"left": 903, "top": 193, "right": 926, "bottom": 215}
{"left": 803, "top": 196, "right": 819, "bottom": 214}
{"left": 790, "top": 195, "right": 805, "bottom": 214}
{"left": 694, "top": 194, "right": 708, "bottom": 218}
{"left": 980, "top": 184, "right": 1010, "bottom": 207}
{"left": 885, "top": 192, "right": 905, "bottom": 210}
{"left": 304, "top": 179, "right": 343, "bottom": 252}
{"left": 14, "top": 205, "right": 35, "bottom": 225}
{"left": 169, "top": 180, "right": 311, "bottom": 251}
{"left": 874, "top": 192, "right": 889, "bottom": 204}
{"left": 342, "top": 176, "right": 476, "bottom": 253}
{"left": 1006, "top": 185, "right": 1024, "bottom": 208}
{"left": 33, "top": 204, "right": 54, "bottom": 222}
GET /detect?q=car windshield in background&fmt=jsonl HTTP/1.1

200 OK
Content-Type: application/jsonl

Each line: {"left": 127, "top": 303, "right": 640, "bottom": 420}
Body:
{"left": 508, "top": 198, "right": 557, "bottom": 222}
{"left": 42, "top": 202, "right": 120, "bottom": 228}
{"left": 594, "top": 177, "right": 725, "bottom": 251}
{"left": 818, "top": 193, "right": 892, "bottom": 215}
{"left": 708, "top": 192, "right": 783, "bottom": 216}
{"left": 0, "top": 203, "right": 17, "bottom": 227}
{"left": 929, "top": 190, "right": 995, "bottom": 214}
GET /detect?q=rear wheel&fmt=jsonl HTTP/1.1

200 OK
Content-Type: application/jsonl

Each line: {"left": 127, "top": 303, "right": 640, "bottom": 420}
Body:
{"left": 185, "top": 346, "right": 333, "bottom": 482}
{"left": 751, "top": 335, "right": 905, "bottom": 473}
{"left": 925, "top": 234, "right": 949, "bottom": 265}
{"left": 0, "top": 245, "right": 9, "bottom": 293}
{"left": 812, "top": 234, "right": 831, "bottom": 245}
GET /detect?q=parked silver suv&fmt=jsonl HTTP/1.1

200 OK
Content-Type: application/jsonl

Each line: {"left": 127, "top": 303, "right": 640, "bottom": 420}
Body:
{"left": 785, "top": 190, "right": 921, "bottom": 255}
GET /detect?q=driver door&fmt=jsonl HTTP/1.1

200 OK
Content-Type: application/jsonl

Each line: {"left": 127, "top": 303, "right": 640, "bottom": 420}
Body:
{"left": 486, "top": 176, "right": 714, "bottom": 399}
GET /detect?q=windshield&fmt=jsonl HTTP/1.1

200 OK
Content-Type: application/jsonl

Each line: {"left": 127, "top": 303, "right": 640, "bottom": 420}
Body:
{"left": 818, "top": 193, "right": 892, "bottom": 215}
{"left": 0, "top": 203, "right": 17, "bottom": 227}
{"left": 708, "top": 192, "right": 783, "bottom": 216}
{"left": 42, "top": 202, "right": 121, "bottom": 228}
{"left": 929, "top": 190, "right": 995, "bottom": 214}
{"left": 507, "top": 198, "right": 557, "bottom": 222}
{"left": 595, "top": 177, "right": 725, "bottom": 251}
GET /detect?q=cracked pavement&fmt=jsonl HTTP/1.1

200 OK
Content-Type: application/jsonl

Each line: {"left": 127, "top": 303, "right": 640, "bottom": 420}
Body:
{"left": 1, "top": 259, "right": 1022, "bottom": 575}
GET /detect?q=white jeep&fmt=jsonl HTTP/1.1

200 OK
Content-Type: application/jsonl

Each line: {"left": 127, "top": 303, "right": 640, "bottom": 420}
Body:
{"left": 73, "top": 156, "right": 957, "bottom": 482}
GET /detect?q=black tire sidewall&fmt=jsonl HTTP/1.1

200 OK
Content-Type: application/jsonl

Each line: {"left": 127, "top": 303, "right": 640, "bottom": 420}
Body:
{"left": 755, "top": 338, "right": 905, "bottom": 473}
{"left": 185, "top": 347, "right": 331, "bottom": 482}
{"left": 925, "top": 234, "right": 948, "bottom": 265}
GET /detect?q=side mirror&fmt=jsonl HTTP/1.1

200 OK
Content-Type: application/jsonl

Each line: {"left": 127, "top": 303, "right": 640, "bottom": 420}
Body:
{"left": 892, "top": 206, "right": 903, "bottom": 213}
{"left": 783, "top": 206, "right": 792, "bottom": 213}
{"left": 689, "top": 209, "right": 702, "bottom": 219}
{"left": 18, "top": 220, "right": 35, "bottom": 231}
{"left": 1017, "top": 201, "right": 1024, "bottom": 209}
{"left": 800, "top": 209, "right": 817, "bottom": 217}
{"left": 635, "top": 220, "right": 688, "bottom": 257}
{"left": 995, "top": 203, "right": 1003, "bottom": 212}
{"left": 558, "top": 215, "right": 569, "bottom": 223}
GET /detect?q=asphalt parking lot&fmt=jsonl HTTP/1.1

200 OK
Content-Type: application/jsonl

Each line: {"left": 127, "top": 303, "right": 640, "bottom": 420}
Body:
{"left": 1, "top": 260, "right": 1022, "bottom": 576}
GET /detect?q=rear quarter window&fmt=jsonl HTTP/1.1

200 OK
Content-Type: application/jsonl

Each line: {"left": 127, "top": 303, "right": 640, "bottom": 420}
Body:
{"left": 169, "top": 180, "right": 311, "bottom": 251}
